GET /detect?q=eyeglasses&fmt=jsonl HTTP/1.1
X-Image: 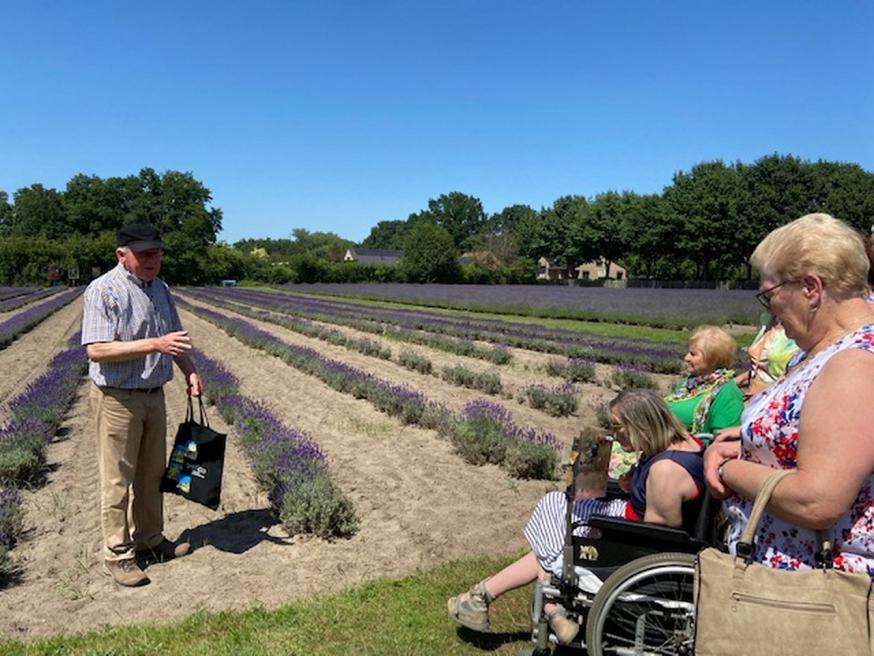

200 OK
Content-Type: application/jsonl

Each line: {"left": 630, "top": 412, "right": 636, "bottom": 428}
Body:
{"left": 755, "top": 281, "right": 791, "bottom": 309}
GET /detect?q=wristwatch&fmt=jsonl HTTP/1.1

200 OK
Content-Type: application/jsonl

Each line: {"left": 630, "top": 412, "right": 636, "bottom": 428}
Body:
{"left": 717, "top": 457, "right": 734, "bottom": 485}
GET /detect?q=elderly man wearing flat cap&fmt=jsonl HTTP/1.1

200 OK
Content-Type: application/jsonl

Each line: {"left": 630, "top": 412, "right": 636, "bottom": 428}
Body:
{"left": 81, "top": 224, "right": 203, "bottom": 587}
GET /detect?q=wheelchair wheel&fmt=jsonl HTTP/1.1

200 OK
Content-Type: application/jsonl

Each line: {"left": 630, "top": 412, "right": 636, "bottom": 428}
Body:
{"left": 585, "top": 551, "right": 696, "bottom": 656}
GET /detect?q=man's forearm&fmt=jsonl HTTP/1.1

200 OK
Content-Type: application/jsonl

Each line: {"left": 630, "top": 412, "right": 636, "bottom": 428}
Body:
{"left": 86, "top": 339, "right": 157, "bottom": 363}
{"left": 173, "top": 352, "right": 198, "bottom": 379}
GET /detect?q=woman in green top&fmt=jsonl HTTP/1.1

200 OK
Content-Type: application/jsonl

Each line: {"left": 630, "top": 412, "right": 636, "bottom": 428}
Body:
{"left": 665, "top": 325, "right": 744, "bottom": 437}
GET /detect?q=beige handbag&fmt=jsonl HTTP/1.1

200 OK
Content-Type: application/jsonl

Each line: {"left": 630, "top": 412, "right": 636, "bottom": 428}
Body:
{"left": 694, "top": 469, "right": 874, "bottom": 655}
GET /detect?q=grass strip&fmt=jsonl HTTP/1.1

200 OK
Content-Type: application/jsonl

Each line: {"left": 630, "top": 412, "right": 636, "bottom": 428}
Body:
{"left": 0, "top": 554, "right": 535, "bottom": 655}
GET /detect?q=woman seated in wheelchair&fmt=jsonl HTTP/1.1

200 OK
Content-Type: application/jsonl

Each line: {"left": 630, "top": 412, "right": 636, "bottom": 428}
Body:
{"left": 448, "top": 389, "right": 705, "bottom": 644}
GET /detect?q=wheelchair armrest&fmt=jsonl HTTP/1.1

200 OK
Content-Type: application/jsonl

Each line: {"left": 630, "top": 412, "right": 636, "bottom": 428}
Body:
{"left": 588, "top": 516, "right": 696, "bottom": 546}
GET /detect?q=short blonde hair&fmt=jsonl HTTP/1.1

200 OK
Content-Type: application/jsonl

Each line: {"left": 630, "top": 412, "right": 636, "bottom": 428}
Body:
{"left": 609, "top": 389, "right": 687, "bottom": 457}
{"left": 750, "top": 213, "right": 869, "bottom": 296}
{"left": 689, "top": 325, "right": 737, "bottom": 371}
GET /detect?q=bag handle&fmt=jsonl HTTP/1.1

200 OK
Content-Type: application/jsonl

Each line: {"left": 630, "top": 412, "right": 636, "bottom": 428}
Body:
{"left": 197, "top": 395, "right": 209, "bottom": 427}
{"left": 736, "top": 469, "right": 836, "bottom": 568}
{"left": 186, "top": 395, "right": 209, "bottom": 427}
{"left": 736, "top": 469, "right": 793, "bottom": 562}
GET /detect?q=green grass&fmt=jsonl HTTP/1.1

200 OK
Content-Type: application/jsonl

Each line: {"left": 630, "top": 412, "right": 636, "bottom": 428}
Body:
{"left": 0, "top": 556, "right": 536, "bottom": 656}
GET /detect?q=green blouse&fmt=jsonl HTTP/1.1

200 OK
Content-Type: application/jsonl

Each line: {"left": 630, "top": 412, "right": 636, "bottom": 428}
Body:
{"left": 666, "top": 381, "right": 744, "bottom": 435}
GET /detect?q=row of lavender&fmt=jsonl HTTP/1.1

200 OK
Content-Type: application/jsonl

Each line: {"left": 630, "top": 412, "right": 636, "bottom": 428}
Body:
{"left": 0, "top": 287, "right": 33, "bottom": 301}
{"left": 184, "top": 290, "right": 597, "bottom": 419}
{"left": 0, "top": 288, "right": 83, "bottom": 351}
{"left": 0, "top": 333, "right": 87, "bottom": 577}
{"left": 292, "top": 283, "right": 761, "bottom": 328}
{"left": 190, "top": 349, "right": 357, "bottom": 538}
{"left": 183, "top": 287, "right": 511, "bottom": 365}
{"left": 177, "top": 299, "right": 560, "bottom": 480}
{"left": 0, "top": 287, "right": 63, "bottom": 313}
{"left": 197, "top": 286, "right": 685, "bottom": 373}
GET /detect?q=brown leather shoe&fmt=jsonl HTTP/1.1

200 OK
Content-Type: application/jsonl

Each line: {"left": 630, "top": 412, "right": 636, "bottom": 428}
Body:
{"left": 104, "top": 558, "right": 150, "bottom": 587}
{"left": 148, "top": 538, "right": 191, "bottom": 561}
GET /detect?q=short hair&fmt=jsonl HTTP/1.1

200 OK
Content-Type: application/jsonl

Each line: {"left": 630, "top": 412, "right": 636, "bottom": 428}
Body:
{"left": 609, "top": 389, "right": 687, "bottom": 457}
{"left": 750, "top": 213, "right": 869, "bottom": 296}
{"left": 688, "top": 325, "right": 737, "bottom": 371}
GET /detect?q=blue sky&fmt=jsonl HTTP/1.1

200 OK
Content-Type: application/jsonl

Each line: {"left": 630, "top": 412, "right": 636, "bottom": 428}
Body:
{"left": 1, "top": 0, "right": 872, "bottom": 244}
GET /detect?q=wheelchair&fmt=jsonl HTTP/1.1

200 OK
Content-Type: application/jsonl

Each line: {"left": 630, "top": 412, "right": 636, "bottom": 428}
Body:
{"left": 519, "top": 480, "right": 722, "bottom": 656}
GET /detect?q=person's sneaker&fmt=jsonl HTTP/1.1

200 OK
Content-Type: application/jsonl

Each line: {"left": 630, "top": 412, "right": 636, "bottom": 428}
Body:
{"left": 104, "top": 558, "right": 150, "bottom": 587}
{"left": 447, "top": 580, "right": 493, "bottom": 632}
{"left": 548, "top": 605, "right": 580, "bottom": 645}
{"left": 148, "top": 538, "right": 191, "bottom": 562}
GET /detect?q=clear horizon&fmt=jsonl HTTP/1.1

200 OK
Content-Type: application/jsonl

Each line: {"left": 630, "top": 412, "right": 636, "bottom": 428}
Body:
{"left": 2, "top": 0, "right": 872, "bottom": 244}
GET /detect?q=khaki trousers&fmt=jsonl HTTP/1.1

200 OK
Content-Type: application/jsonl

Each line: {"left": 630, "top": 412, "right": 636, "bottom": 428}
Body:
{"left": 92, "top": 384, "right": 167, "bottom": 561}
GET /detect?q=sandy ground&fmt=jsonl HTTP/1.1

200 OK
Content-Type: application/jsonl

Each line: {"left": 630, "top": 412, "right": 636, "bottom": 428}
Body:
{"left": 4, "top": 297, "right": 618, "bottom": 641}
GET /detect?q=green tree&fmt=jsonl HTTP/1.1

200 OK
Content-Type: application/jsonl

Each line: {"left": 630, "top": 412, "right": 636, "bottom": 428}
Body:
{"left": 573, "top": 191, "right": 628, "bottom": 277}
{"left": 233, "top": 237, "right": 297, "bottom": 261}
{"left": 617, "top": 193, "right": 675, "bottom": 278}
{"left": 489, "top": 204, "right": 537, "bottom": 236}
{"left": 0, "top": 191, "right": 11, "bottom": 236}
{"left": 807, "top": 160, "right": 874, "bottom": 230}
{"left": 663, "top": 161, "right": 740, "bottom": 280}
{"left": 398, "top": 223, "right": 459, "bottom": 282}
{"left": 289, "top": 228, "right": 354, "bottom": 261}
{"left": 361, "top": 220, "right": 411, "bottom": 249}
{"left": 420, "top": 192, "right": 487, "bottom": 251}
{"left": 9, "top": 184, "right": 67, "bottom": 239}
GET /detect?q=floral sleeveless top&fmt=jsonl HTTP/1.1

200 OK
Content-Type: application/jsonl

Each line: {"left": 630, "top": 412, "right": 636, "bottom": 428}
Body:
{"left": 724, "top": 324, "right": 874, "bottom": 576}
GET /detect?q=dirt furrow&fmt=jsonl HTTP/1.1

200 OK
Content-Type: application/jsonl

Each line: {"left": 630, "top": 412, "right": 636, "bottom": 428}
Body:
{"left": 0, "top": 297, "right": 84, "bottom": 415}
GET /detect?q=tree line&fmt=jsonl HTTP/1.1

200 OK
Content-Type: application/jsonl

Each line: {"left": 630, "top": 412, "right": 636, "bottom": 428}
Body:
{"left": 1, "top": 154, "right": 872, "bottom": 286}
{"left": 360, "top": 154, "right": 874, "bottom": 282}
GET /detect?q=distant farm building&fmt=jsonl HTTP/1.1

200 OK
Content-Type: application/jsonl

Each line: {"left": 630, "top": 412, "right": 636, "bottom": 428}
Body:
{"left": 343, "top": 248, "right": 402, "bottom": 266}
{"left": 537, "top": 256, "right": 626, "bottom": 281}
{"left": 575, "top": 259, "right": 626, "bottom": 281}
{"left": 536, "top": 257, "right": 575, "bottom": 280}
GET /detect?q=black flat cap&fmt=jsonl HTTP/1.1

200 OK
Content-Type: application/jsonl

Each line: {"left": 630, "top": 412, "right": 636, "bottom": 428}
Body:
{"left": 117, "top": 224, "right": 165, "bottom": 252}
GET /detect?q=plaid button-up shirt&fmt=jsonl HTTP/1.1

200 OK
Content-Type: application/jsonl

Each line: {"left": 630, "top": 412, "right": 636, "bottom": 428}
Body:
{"left": 81, "top": 263, "right": 183, "bottom": 389}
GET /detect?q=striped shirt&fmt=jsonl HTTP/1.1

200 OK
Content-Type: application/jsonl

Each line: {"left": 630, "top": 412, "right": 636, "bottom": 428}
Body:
{"left": 524, "top": 491, "right": 627, "bottom": 578}
{"left": 81, "top": 263, "right": 183, "bottom": 389}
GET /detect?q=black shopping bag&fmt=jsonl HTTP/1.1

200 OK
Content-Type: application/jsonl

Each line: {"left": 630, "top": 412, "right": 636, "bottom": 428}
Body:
{"left": 161, "top": 396, "right": 226, "bottom": 510}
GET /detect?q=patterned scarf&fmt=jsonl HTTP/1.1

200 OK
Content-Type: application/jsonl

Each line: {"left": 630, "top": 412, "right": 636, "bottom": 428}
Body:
{"left": 666, "top": 368, "right": 734, "bottom": 434}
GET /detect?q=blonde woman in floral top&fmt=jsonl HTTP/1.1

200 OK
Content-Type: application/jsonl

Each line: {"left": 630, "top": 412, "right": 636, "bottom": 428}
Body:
{"left": 706, "top": 213, "right": 874, "bottom": 576}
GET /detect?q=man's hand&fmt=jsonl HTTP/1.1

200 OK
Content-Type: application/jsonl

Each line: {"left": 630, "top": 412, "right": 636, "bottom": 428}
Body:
{"left": 187, "top": 372, "right": 203, "bottom": 397}
{"left": 154, "top": 330, "right": 192, "bottom": 356}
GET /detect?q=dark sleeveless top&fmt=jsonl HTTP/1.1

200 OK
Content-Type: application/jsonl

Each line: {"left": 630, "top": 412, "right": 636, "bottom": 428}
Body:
{"left": 627, "top": 446, "right": 705, "bottom": 529}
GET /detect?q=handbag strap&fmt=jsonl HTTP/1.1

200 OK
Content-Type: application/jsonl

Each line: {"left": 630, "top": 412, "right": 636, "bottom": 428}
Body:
{"left": 737, "top": 469, "right": 837, "bottom": 569}
{"left": 737, "top": 469, "right": 793, "bottom": 562}
{"left": 185, "top": 396, "right": 194, "bottom": 423}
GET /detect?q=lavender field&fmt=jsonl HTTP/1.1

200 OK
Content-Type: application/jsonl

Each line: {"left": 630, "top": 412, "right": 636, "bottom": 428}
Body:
{"left": 290, "top": 283, "right": 761, "bottom": 328}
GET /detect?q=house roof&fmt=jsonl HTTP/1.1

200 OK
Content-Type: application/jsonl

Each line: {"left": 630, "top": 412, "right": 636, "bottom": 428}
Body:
{"left": 346, "top": 248, "right": 402, "bottom": 264}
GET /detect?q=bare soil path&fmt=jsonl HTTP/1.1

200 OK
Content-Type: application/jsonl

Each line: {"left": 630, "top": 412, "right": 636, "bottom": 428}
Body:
{"left": 0, "top": 297, "right": 84, "bottom": 418}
